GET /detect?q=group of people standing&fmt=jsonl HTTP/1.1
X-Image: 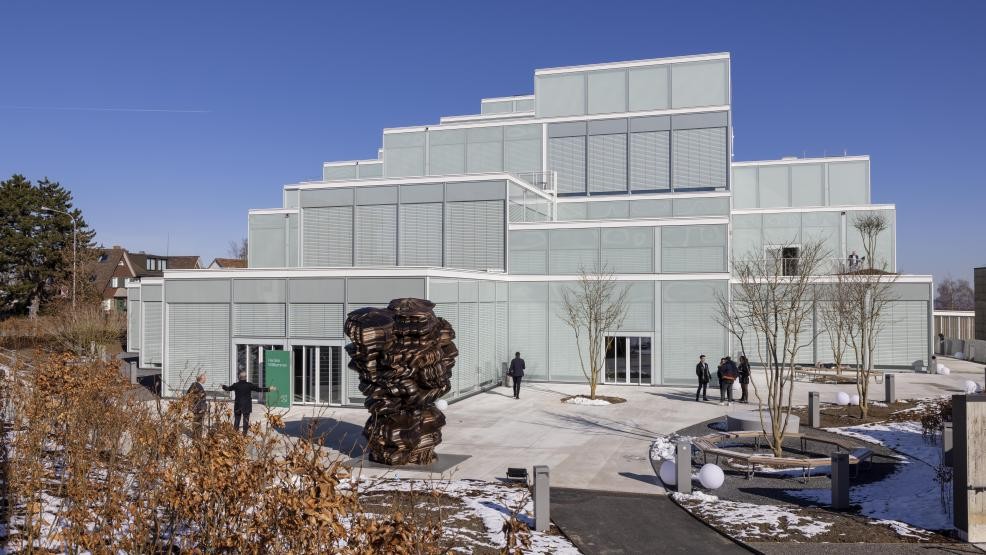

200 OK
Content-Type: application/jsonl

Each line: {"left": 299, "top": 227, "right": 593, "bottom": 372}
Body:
{"left": 695, "top": 354, "right": 751, "bottom": 406}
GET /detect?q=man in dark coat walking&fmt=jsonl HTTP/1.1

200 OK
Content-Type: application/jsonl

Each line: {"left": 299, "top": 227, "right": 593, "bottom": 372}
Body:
{"left": 221, "top": 372, "right": 276, "bottom": 435}
{"left": 185, "top": 373, "right": 208, "bottom": 438}
{"left": 695, "top": 355, "right": 711, "bottom": 402}
{"left": 508, "top": 352, "right": 525, "bottom": 399}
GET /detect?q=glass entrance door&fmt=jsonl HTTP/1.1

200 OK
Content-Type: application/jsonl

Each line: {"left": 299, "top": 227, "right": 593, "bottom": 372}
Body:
{"left": 235, "top": 343, "right": 284, "bottom": 401}
{"left": 291, "top": 345, "right": 344, "bottom": 405}
{"left": 604, "top": 336, "right": 652, "bottom": 385}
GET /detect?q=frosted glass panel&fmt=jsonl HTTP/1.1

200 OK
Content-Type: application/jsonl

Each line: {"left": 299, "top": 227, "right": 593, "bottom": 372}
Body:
{"left": 588, "top": 69, "right": 627, "bottom": 115}
{"left": 828, "top": 161, "right": 869, "bottom": 205}
{"left": 536, "top": 73, "right": 586, "bottom": 117}
{"left": 758, "top": 166, "right": 790, "bottom": 207}
{"left": 629, "top": 65, "right": 669, "bottom": 111}
{"left": 671, "top": 60, "right": 728, "bottom": 109}
{"left": 791, "top": 164, "right": 824, "bottom": 207}
{"left": 732, "top": 167, "right": 758, "bottom": 208}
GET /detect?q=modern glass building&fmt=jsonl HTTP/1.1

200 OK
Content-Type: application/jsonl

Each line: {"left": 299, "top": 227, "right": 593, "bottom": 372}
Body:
{"left": 127, "top": 52, "right": 932, "bottom": 406}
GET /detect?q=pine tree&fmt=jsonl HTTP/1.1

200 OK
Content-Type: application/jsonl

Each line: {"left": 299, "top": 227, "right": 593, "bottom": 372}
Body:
{"left": 0, "top": 175, "right": 96, "bottom": 316}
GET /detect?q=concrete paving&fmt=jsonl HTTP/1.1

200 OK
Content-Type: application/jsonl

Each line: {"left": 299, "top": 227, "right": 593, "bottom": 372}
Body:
{"left": 550, "top": 488, "right": 748, "bottom": 554}
{"left": 276, "top": 365, "right": 981, "bottom": 494}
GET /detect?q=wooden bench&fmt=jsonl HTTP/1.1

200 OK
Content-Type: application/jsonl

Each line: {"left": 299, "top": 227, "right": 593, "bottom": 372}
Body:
{"left": 693, "top": 432, "right": 871, "bottom": 483}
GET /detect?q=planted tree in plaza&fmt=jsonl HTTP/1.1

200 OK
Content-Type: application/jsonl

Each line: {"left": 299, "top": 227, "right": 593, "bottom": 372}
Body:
{"left": 715, "top": 240, "right": 827, "bottom": 457}
{"left": 559, "top": 266, "right": 628, "bottom": 400}
{"left": 838, "top": 212, "right": 898, "bottom": 417}
{"left": 817, "top": 282, "right": 855, "bottom": 376}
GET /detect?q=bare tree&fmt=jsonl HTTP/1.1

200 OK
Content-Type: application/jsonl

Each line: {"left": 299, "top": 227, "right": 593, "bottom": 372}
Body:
{"left": 559, "top": 266, "right": 629, "bottom": 400}
{"left": 839, "top": 212, "right": 897, "bottom": 417}
{"left": 227, "top": 237, "right": 248, "bottom": 260}
{"left": 853, "top": 213, "right": 888, "bottom": 271}
{"left": 817, "top": 281, "right": 856, "bottom": 376}
{"left": 716, "top": 240, "right": 828, "bottom": 457}
{"left": 935, "top": 277, "right": 974, "bottom": 311}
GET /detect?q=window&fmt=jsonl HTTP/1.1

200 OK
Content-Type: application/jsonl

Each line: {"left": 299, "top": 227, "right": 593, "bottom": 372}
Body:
{"left": 111, "top": 277, "right": 119, "bottom": 288}
{"left": 98, "top": 254, "right": 108, "bottom": 263}
{"left": 160, "top": 259, "right": 167, "bottom": 270}
{"left": 766, "top": 246, "right": 800, "bottom": 276}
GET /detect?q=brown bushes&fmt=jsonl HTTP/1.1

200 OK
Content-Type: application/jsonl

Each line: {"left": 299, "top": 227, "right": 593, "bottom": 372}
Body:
{"left": 0, "top": 352, "right": 451, "bottom": 553}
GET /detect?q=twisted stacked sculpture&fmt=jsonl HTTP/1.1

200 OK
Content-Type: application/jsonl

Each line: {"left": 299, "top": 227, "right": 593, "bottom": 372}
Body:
{"left": 345, "top": 298, "right": 457, "bottom": 465}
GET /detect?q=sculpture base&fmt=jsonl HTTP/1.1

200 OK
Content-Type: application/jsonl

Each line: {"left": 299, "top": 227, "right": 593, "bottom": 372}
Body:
{"left": 344, "top": 453, "right": 472, "bottom": 474}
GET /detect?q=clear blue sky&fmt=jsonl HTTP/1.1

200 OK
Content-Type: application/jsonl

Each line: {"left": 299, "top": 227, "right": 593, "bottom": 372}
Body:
{"left": 1, "top": 1, "right": 983, "bottom": 283}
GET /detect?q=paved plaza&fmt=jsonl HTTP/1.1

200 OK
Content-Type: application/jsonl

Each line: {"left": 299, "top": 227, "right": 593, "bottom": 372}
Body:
{"left": 278, "top": 356, "right": 984, "bottom": 494}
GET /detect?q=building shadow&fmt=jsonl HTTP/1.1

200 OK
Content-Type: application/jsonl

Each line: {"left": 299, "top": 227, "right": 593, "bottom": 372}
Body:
{"left": 618, "top": 471, "right": 661, "bottom": 487}
{"left": 280, "top": 416, "right": 368, "bottom": 458}
{"left": 533, "top": 410, "right": 662, "bottom": 441}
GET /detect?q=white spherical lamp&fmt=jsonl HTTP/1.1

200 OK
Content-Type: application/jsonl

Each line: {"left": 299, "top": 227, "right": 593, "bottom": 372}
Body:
{"left": 732, "top": 381, "right": 742, "bottom": 394}
{"left": 698, "top": 463, "right": 725, "bottom": 490}
{"left": 954, "top": 351, "right": 964, "bottom": 359}
{"left": 850, "top": 394, "right": 860, "bottom": 405}
{"left": 659, "top": 460, "right": 677, "bottom": 486}
{"left": 435, "top": 399, "right": 449, "bottom": 412}
{"left": 836, "top": 392, "right": 851, "bottom": 406}
{"left": 964, "top": 380, "right": 980, "bottom": 395}
{"left": 939, "top": 366, "right": 951, "bottom": 376}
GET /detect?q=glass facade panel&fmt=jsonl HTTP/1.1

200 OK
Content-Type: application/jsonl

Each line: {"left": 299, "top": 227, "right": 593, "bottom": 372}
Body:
{"left": 671, "top": 60, "right": 728, "bottom": 109}
{"left": 587, "top": 69, "right": 627, "bottom": 115}
{"left": 536, "top": 73, "right": 586, "bottom": 117}
{"left": 629, "top": 65, "right": 669, "bottom": 111}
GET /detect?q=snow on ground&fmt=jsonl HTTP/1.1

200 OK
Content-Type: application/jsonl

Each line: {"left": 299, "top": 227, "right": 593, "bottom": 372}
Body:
{"left": 564, "top": 396, "right": 611, "bottom": 406}
{"left": 649, "top": 434, "right": 693, "bottom": 462}
{"left": 359, "top": 478, "right": 580, "bottom": 554}
{"left": 785, "top": 421, "right": 951, "bottom": 531}
{"left": 672, "top": 492, "right": 834, "bottom": 540}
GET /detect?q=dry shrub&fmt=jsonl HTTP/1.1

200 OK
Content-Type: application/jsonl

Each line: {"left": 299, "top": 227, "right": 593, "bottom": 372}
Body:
{"left": 0, "top": 352, "right": 449, "bottom": 553}
{"left": 42, "top": 304, "right": 125, "bottom": 358}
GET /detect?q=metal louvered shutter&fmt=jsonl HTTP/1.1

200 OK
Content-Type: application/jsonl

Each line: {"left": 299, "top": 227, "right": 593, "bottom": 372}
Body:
{"left": 662, "top": 299, "right": 723, "bottom": 384}
{"left": 303, "top": 206, "right": 353, "bottom": 267}
{"left": 428, "top": 129, "right": 466, "bottom": 176}
{"left": 672, "top": 127, "right": 727, "bottom": 190}
{"left": 288, "top": 303, "right": 344, "bottom": 338}
{"left": 399, "top": 203, "right": 442, "bottom": 266}
{"left": 508, "top": 302, "right": 547, "bottom": 379}
{"left": 876, "top": 302, "right": 928, "bottom": 366}
{"left": 142, "top": 301, "right": 162, "bottom": 365}
{"left": 446, "top": 201, "right": 504, "bottom": 271}
{"left": 630, "top": 131, "right": 670, "bottom": 191}
{"left": 457, "top": 302, "right": 479, "bottom": 394}
{"left": 496, "top": 302, "right": 508, "bottom": 368}
{"left": 549, "top": 136, "right": 586, "bottom": 194}
{"left": 167, "top": 303, "right": 230, "bottom": 393}
{"left": 432, "top": 303, "right": 459, "bottom": 399}
{"left": 355, "top": 204, "right": 397, "bottom": 266}
{"left": 588, "top": 134, "right": 628, "bottom": 193}
{"left": 479, "top": 302, "right": 497, "bottom": 386}
{"left": 128, "top": 300, "right": 141, "bottom": 351}
{"left": 233, "top": 303, "right": 285, "bottom": 337}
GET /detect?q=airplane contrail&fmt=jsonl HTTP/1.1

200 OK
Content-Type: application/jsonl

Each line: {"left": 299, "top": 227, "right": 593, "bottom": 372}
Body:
{"left": 0, "top": 105, "right": 211, "bottom": 113}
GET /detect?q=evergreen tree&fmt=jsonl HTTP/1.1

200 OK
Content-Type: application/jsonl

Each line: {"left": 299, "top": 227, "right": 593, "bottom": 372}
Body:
{"left": 0, "top": 175, "right": 96, "bottom": 316}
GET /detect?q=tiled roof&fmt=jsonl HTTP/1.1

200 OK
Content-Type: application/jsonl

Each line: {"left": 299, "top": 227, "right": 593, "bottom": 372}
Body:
{"left": 210, "top": 258, "right": 247, "bottom": 269}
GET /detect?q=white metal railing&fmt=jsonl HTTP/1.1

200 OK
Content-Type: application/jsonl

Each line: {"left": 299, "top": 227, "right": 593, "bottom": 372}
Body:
{"left": 755, "top": 257, "right": 887, "bottom": 277}
{"left": 510, "top": 171, "right": 557, "bottom": 195}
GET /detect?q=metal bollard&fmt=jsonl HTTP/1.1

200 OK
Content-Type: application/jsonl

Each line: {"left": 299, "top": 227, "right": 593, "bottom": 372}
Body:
{"left": 533, "top": 465, "right": 550, "bottom": 532}
{"left": 676, "top": 440, "right": 692, "bottom": 494}
{"left": 502, "top": 362, "right": 510, "bottom": 388}
{"left": 885, "top": 373, "right": 896, "bottom": 404}
{"left": 942, "top": 422, "right": 953, "bottom": 466}
{"left": 831, "top": 452, "right": 850, "bottom": 510}
{"left": 808, "top": 392, "right": 821, "bottom": 428}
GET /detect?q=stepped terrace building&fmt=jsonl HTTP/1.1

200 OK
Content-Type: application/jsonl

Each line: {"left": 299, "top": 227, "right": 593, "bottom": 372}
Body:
{"left": 127, "top": 52, "right": 932, "bottom": 406}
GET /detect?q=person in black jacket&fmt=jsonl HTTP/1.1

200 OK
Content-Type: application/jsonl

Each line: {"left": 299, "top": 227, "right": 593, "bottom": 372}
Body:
{"left": 695, "top": 355, "right": 711, "bottom": 402}
{"left": 221, "top": 372, "right": 276, "bottom": 435}
{"left": 720, "top": 357, "right": 738, "bottom": 406}
{"left": 185, "top": 373, "right": 208, "bottom": 438}
{"left": 738, "top": 355, "right": 751, "bottom": 403}
{"left": 508, "top": 352, "right": 525, "bottom": 399}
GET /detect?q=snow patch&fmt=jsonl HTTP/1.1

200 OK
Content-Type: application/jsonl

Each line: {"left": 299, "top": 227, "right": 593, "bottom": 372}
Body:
{"left": 564, "top": 396, "right": 612, "bottom": 406}
{"left": 673, "top": 492, "right": 833, "bottom": 540}
{"left": 649, "top": 434, "right": 694, "bottom": 463}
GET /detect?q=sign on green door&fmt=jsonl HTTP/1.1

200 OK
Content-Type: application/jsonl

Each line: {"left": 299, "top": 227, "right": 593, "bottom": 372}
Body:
{"left": 264, "top": 350, "right": 292, "bottom": 408}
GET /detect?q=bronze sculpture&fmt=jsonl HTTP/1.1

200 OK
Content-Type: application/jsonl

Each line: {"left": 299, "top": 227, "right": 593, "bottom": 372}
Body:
{"left": 344, "top": 298, "right": 457, "bottom": 465}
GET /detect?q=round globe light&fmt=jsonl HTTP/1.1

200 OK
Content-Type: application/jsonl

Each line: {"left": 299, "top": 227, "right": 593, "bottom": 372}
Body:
{"left": 435, "top": 399, "right": 449, "bottom": 412}
{"left": 732, "top": 381, "right": 742, "bottom": 394}
{"left": 698, "top": 463, "right": 725, "bottom": 490}
{"left": 659, "top": 460, "right": 677, "bottom": 486}
{"left": 937, "top": 363, "right": 946, "bottom": 373}
{"left": 850, "top": 394, "right": 860, "bottom": 405}
{"left": 836, "top": 392, "right": 851, "bottom": 406}
{"left": 964, "top": 380, "right": 980, "bottom": 395}
{"left": 939, "top": 366, "right": 951, "bottom": 376}
{"left": 954, "top": 352, "right": 965, "bottom": 359}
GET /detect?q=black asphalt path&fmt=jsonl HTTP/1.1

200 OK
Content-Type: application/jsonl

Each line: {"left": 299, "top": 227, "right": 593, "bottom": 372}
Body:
{"left": 551, "top": 487, "right": 749, "bottom": 554}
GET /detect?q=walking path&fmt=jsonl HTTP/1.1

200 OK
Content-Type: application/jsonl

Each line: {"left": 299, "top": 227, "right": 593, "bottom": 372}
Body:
{"left": 550, "top": 487, "right": 748, "bottom": 554}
